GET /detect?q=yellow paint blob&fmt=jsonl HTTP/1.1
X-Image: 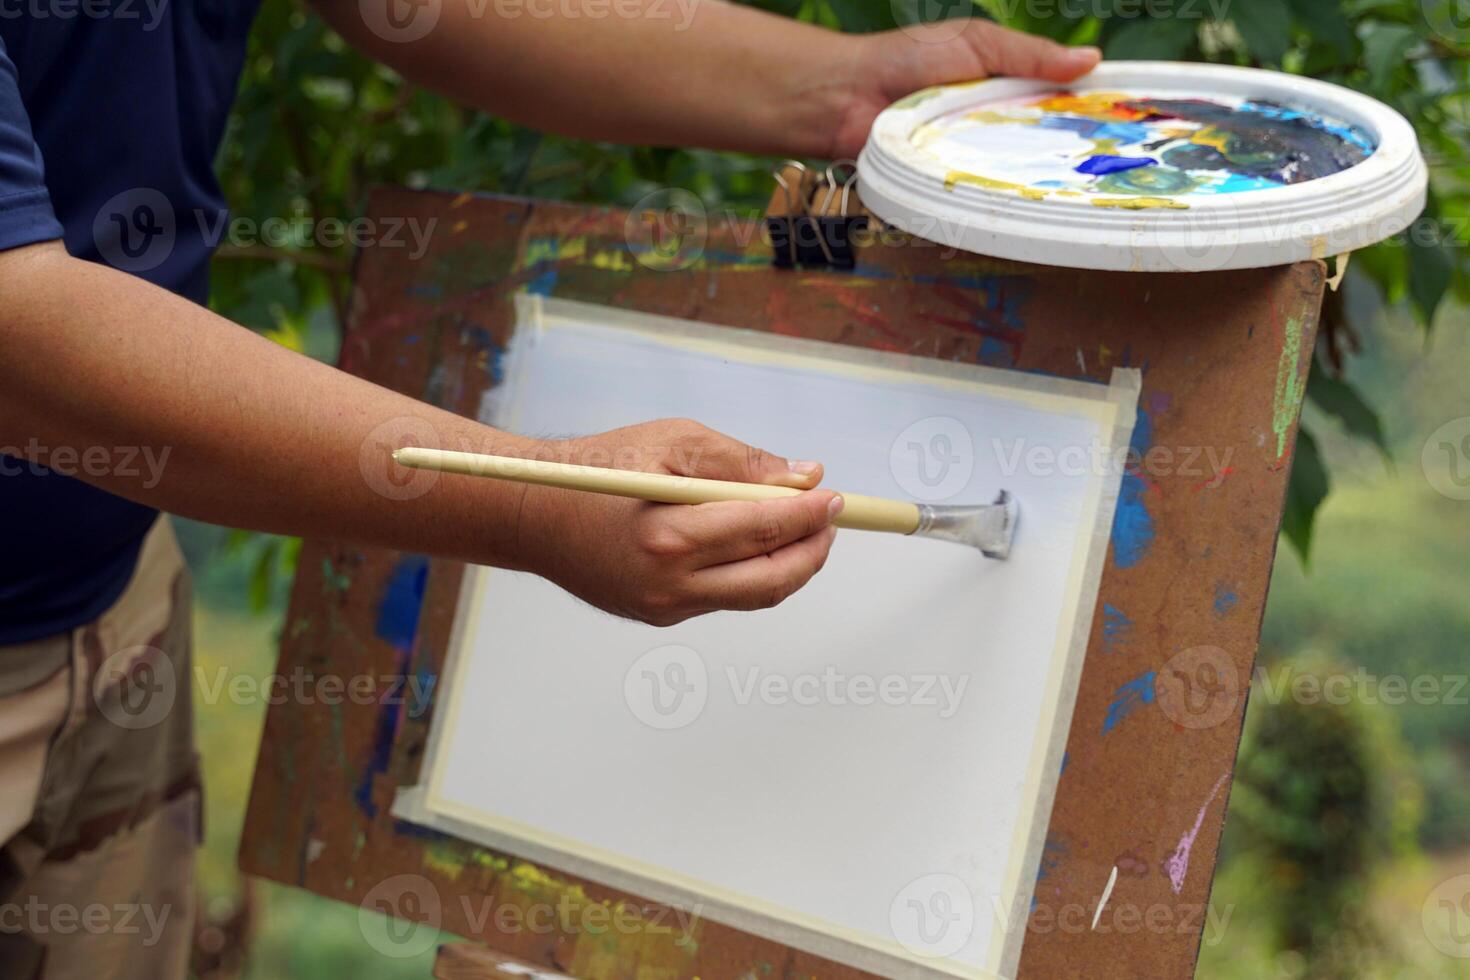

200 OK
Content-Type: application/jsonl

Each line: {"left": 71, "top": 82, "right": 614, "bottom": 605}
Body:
{"left": 943, "top": 170, "right": 1050, "bottom": 200}
{"left": 1090, "top": 197, "right": 1190, "bottom": 210}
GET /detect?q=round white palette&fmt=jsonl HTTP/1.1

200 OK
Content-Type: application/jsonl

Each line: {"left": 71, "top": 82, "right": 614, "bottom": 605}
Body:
{"left": 857, "top": 62, "right": 1428, "bottom": 272}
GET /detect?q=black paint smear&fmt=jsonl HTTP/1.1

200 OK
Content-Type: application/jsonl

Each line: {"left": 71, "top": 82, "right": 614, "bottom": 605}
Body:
{"left": 1118, "top": 97, "right": 1371, "bottom": 184}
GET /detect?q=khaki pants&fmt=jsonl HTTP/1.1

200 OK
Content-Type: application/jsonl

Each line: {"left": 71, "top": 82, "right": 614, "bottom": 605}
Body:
{"left": 0, "top": 519, "right": 200, "bottom": 980}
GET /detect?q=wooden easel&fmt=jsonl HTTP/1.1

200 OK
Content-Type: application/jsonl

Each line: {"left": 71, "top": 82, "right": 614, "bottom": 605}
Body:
{"left": 241, "top": 186, "right": 1324, "bottom": 979}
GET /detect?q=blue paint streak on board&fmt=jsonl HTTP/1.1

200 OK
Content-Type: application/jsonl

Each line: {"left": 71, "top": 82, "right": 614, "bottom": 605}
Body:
{"left": 1111, "top": 405, "right": 1156, "bottom": 568}
{"left": 1031, "top": 836, "right": 1069, "bottom": 911}
{"left": 979, "top": 336, "right": 1010, "bottom": 364}
{"left": 356, "top": 555, "right": 430, "bottom": 818}
{"left": 375, "top": 556, "right": 429, "bottom": 652}
{"left": 1034, "top": 840, "right": 1070, "bottom": 887}
{"left": 1102, "top": 671, "right": 1157, "bottom": 735}
{"left": 1213, "top": 583, "right": 1239, "bottom": 617}
{"left": 1103, "top": 602, "right": 1134, "bottom": 653}
{"left": 392, "top": 819, "right": 451, "bottom": 842}
{"left": 410, "top": 664, "right": 438, "bottom": 720}
{"left": 1035, "top": 835, "right": 1069, "bottom": 894}
{"left": 1076, "top": 155, "right": 1157, "bottom": 176}
{"left": 523, "top": 236, "right": 562, "bottom": 296}
{"left": 463, "top": 325, "right": 507, "bottom": 383}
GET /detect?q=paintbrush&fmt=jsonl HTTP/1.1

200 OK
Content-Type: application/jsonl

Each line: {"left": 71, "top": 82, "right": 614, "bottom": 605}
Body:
{"left": 392, "top": 448, "right": 1019, "bottom": 559}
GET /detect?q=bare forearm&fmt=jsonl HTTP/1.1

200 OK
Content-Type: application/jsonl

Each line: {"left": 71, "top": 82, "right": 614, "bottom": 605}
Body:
{"left": 1, "top": 243, "right": 541, "bottom": 569}
{"left": 317, "top": 0, "right": 858, "bottom": 157}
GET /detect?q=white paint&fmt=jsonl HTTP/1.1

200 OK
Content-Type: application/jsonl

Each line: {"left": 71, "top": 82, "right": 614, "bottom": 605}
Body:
{"left": 406, "top": 297, "right": 1138, "bottom": 980}
{"left": 495, "top": 963, "right": 571, "bottom": 980}
{"left": 914, "top": 117, "right": 1088, "bottom": 187}
{"left": 1092, "top": 865, "right": 1119, "bottom": 931}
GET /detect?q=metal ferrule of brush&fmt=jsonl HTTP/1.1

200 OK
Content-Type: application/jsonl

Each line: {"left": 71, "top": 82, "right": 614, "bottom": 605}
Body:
{"left": 912, "top": 491, "right": 1019, "bottom": 560}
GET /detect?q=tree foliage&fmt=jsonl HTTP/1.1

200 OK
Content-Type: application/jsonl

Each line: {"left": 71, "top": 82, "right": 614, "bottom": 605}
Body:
{"left": 1226, "top": 655, "right": 1422, "bottom": 976}
{"left": 214, "top": 0, "right": 1469, "bottom": 575}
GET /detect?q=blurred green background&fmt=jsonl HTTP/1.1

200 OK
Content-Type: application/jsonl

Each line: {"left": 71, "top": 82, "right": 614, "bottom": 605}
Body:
{"left": 183, "top": 0, "right": 1470, "bottom": 976}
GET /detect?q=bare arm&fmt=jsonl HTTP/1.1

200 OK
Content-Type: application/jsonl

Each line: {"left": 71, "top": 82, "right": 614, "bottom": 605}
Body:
{"left": 316, "top": 0, "right": 1100, "bottom": 159}
{"left": 2, "top": 241, "right": 840, "bottom": 625}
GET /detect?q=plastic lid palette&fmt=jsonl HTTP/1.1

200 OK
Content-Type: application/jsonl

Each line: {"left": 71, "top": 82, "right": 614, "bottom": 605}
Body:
{"left": 857, "top": 62, "right": 1427, "bottom": 271}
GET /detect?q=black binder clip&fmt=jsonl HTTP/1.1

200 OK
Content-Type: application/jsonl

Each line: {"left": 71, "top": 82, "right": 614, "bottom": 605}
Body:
{"left": 765, "top": 161, "right": 868, "bottom": 271}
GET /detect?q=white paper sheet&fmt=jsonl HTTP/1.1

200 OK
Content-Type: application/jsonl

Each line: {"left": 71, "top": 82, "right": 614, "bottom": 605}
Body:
{"left": 399, "top": 296, "right": 1138, "bottom": 979}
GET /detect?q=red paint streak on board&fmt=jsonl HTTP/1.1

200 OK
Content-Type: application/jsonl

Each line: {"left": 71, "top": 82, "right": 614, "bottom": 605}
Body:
{"left": 1195, "top": 466, "right": 1236, "bottom": 491}
{"left": 928, "top": 282, "right": 1027, "bottom": 361}
{"left": 824, "top": 287, "right": 909, "bottom": 350}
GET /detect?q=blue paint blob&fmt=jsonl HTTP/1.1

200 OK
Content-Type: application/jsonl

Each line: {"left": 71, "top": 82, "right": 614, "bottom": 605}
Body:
{"left": 375, "top": 555, "right": 429, "bottom": 652}
{"left": 1102, "top": 671, "right": 1157, "bottom": 735}
{"left": 1040, "top": 117, "right": 1152, "bottom": 144}
{"left": 1213, "top": 583, "right": 1239, "bottom": 618}
{"left": 1111, "top": 407, "right": 1156, "bottom": 568}
{"left": 1076, "top": 154, "right": 1157, "bottom": 176}
{"left": 1200, "top": 173, "right": 1283, "bottom": 194}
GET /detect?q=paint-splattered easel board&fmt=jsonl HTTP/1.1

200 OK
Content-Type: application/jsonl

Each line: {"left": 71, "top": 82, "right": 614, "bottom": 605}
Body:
{"left": 240, "top": 188, "right": 1323, "bottom": 979}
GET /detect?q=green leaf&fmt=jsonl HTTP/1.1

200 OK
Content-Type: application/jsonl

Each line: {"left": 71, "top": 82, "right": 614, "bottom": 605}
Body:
{"left": 249, "top": 543, "right": 276, "bottom": 612}
{"left": 1104, "top": 16, "right": 1198, "bottom": 61}
{"left": 1306, "top": 369, "right": 1392, "bottom": 463}
{"left": 825, "top": 0, "right": 902, "bottom": 32}
{"left": 1407, "top": 224, "right": 1454, "bottom": 332}
{"left": 1288, "top": 0, "right": 1356, "bottom": 60}
{"left": 1231, "top": 0, "right": 1295, "bottom": 64}
{"left": 1361, "top": 23, "right": 1418, "bottom": 92}
{"left": 1282, "top": 427, "right": 1330, "bottom": 564}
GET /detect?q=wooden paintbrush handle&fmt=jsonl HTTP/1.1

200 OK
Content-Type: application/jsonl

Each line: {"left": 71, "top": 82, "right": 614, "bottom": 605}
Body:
{"left": 393, "top": 448, "right": 921, "bottom": 535}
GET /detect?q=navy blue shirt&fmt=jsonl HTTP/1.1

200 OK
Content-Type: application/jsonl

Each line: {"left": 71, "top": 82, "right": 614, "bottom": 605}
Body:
{"left": 1, "top": 1, "right": 262, "bottom": 643}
